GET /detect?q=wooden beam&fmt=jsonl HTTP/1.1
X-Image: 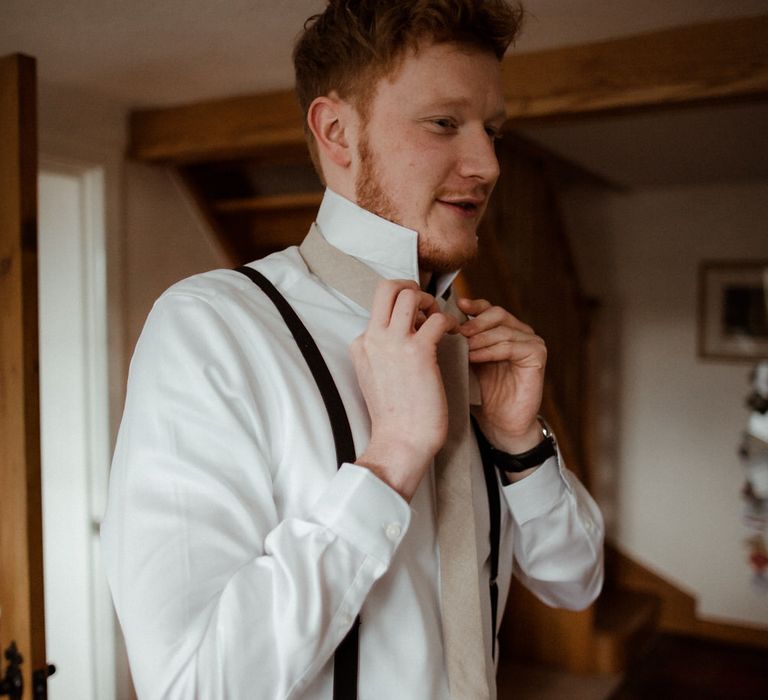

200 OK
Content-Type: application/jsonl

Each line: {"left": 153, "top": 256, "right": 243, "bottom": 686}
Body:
{"left": 503, "top": 14, "right": 768, "bottom": 121}
{"left": 213, "top": 191, "right": 323, "bottom": 213}
{"left": 129, "top": 14, "right": 768, "bottom": 163}
{"left": 130, "top": 89, "right": 305, "bottom": 163}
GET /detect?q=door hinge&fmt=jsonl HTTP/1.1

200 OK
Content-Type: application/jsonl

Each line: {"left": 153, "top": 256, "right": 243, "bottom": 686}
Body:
{"left": 0, "top": 642, "right": 56, "bottom": 700}
{"left": 31, "top": 664, "right": 55, "bottom": 700}
{"left": 0, "top": 642, "right": 22, "bottom": 699}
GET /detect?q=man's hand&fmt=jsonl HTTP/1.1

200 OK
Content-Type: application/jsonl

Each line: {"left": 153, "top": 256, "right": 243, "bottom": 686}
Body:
{"left": 351, "top": 279, "right": 457, "bottom": 501}
{"left": 458, "top": 298, "right": 546, "bottom": 456}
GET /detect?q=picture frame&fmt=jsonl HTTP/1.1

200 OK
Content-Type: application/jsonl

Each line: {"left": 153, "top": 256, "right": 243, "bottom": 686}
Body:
{"left": 698, "top": 260, "right": 768, "bottom": 361}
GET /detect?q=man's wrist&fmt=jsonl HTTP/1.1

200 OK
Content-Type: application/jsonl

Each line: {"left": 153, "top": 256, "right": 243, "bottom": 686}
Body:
{"left": 355, "top": 442, "right": 430, "bottom": 502}
{"left": 475, "top": 418, "right": 556, "bottom": 484}
{"left": 481, "top": 419, "right": 545, "bottom": 455}
{"left": 493, "top": 434, "right": 556, "bottom": 482}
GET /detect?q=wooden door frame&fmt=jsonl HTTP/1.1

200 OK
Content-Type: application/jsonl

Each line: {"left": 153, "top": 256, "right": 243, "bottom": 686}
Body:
{"left": 0, "top": 52, "right": 47, "bottom": 696}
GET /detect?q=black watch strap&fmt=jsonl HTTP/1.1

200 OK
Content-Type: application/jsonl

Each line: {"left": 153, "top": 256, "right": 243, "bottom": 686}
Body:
{"left": 475, "top": 422, "right": 556, "bottom": 476}
{"left": 491, "top": 436, "right": 556, "bottom": 473}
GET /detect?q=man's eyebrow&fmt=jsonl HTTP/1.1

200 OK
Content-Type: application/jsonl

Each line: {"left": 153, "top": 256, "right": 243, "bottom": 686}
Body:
{"left": 416, "top": 97, "right": 470, "bottom": 112}
{"left": 418, "top": 98, "right": 508, "bottom": 122}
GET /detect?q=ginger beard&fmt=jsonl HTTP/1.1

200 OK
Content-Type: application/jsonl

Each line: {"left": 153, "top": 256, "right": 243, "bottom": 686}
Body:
{"left": 354, "top": 127, "right": 481, "bottom": 276}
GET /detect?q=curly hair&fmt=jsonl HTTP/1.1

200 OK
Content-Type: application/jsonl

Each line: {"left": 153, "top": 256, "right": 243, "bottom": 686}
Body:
{"left": 293, "top": 0, "right": 523, "bottom": 171}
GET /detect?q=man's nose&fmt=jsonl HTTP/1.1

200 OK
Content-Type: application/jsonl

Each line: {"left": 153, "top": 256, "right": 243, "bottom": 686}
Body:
{"left": 458, "top": 129, "right": 501, "bottom": 184}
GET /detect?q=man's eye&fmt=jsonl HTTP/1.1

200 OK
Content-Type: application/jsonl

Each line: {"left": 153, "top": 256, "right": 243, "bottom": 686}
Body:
{"left": 432, "top": 118, "right": 457, "bottom": 130}
{"left": 486, "top": 127, "right": 502, "bottom": 141}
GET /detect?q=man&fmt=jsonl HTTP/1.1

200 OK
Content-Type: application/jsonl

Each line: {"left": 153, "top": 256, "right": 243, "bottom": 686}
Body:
{"left": 102, "top": 1, "right": 604, "bottom": 698}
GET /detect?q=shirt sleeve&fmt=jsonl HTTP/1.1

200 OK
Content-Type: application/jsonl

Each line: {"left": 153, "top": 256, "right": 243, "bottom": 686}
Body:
{"left": 100, "top": 290, "right": 411, "bottom": 699}
{"left": 502, "top": 456, "right": 605, "bottom": 611}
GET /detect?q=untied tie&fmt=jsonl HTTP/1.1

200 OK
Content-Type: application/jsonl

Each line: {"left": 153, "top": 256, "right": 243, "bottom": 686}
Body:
{"left": 299, "top": 225, "right": 491, "bottom": 699}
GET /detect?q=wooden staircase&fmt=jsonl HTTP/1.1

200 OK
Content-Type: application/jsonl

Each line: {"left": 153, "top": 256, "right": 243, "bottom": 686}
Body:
{"left": 593, "top": 584, "right": 661, "bottom": 673}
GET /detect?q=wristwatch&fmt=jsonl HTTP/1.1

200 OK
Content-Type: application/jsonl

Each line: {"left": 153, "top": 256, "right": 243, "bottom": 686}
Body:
{"left": 484, "top": 420, "right": 556, "bottom": 482}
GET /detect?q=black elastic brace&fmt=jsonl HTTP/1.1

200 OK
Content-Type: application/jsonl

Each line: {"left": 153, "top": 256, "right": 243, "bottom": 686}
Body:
{"left": 472, "top": 416, "right": 502, "bottom": 660}
{"left": 234, "top": 266, "right": 359, "bottom": 700}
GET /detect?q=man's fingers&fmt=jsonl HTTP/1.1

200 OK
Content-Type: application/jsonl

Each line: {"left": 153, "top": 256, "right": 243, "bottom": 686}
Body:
{"left": 467, "top": 326, "right": 538, "bottom": 351}
{"left": 417, "top": 311, "right": 458, "bottom": 345}
{"left": 458, "top": 299, "right": 534, "bottom": 336}
{"left": 469, "top": 336, "right": 547, "bottom": 368}
{"left": 390, "top": 287, "right": 434, "bottom": 332}
{"left": 457, "top": 297, "right": 492, "bottom": 315}
{"left": 370, "top": 279, "right": 422, "bottom": 327}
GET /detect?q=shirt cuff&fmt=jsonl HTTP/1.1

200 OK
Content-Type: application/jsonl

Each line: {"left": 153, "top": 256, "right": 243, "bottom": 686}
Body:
{"left": 312, "top": 463, "right": 412, "bottom": 566}
{"left": 502, "top": 457, "right": 568, "bottom": 526}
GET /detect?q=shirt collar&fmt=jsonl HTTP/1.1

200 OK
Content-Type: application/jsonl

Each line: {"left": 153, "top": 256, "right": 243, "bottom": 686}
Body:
{"left": 315, "top": 188, "right": 458, "bottom": 299}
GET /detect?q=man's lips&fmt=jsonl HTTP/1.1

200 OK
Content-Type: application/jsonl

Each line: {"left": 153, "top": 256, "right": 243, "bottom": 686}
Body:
{"left": 436, "top": 197, "right": 485, "bottom": 216}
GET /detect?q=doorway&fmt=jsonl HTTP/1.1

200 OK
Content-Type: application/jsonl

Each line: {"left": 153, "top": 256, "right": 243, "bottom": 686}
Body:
{"left": 38, "top": 160, "right": 115, "bottom": 700}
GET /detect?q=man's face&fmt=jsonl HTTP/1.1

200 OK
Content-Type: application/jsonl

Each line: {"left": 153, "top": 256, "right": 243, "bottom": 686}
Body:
{"left": 353, "top": 41, "right": 506, "bottom": 274}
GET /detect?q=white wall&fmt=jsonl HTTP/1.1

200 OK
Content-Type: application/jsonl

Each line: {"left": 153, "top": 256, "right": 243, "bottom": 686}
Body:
{"left": 38, "top": 81, "right": 128, "bottom": 442}
{"left": 38, "top": 81, "right": 225, "bottom": 700}
{"left": 562, "top": 180, "right": 768, "bottom": 627}
{"left": 123, "top": 162, "right": 228, "bottom": 356}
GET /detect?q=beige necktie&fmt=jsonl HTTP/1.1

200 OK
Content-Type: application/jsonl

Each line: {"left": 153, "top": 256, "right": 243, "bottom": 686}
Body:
{"left": 300, "top": 225, "right": 490, "bottom": 699}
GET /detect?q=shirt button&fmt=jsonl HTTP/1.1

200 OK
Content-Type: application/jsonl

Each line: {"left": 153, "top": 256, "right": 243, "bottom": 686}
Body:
{"left": 385, "top": 523, "right": 402, "bottom": 541}
{"left": 339, "top": 613, "right": 353, "bottom": 628}
{"left": 584, "top": 518, "right": 594, "bottom": 533}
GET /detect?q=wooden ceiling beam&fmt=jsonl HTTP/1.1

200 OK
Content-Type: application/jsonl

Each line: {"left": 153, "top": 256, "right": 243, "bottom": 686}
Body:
{"left": 502, "top": 14, "right": 768, "bottom": 123}
{"left": 129, "top": 14, "right": 768, "bottom": 164}
{"left": 129, "top": 89, "right": 305, "bottom": 163}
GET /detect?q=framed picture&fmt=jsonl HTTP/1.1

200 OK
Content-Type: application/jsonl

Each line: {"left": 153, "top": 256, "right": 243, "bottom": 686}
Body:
{"left": 698, "top": 260, "right": 768, "bottom": 361}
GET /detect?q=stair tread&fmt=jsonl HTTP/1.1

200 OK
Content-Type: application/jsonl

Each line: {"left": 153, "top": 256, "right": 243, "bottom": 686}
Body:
{"left": 592, "top": 588, "right": 661, "bottom": 674}
{"left": 595, "top": 587, "right": 660, "bottom": 637}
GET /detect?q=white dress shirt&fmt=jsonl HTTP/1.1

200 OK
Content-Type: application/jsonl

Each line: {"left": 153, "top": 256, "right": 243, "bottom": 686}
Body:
{"left": 101, "top": 188, "right": 604, "bottom": 700}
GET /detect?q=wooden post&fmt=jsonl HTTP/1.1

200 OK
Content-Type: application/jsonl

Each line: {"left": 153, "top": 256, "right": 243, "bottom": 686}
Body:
{"left": 0, "top": 52, "right": 47, "bottom": 696}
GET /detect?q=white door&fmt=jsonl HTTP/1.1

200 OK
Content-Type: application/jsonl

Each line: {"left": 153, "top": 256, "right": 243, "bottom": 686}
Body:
{"left": 38, "top": 162, "right": 115, "bottom": 700}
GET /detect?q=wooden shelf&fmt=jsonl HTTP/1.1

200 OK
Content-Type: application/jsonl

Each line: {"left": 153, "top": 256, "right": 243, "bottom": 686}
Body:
{"left": 213, "top": 191, "right": 323, "bottom": 213}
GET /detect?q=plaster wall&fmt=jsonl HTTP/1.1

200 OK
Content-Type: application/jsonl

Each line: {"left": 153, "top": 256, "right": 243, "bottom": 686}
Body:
{"left": 122, "top": 162, "right": 227, "bottom": 356}
{"left": 562, "top": 180, "right": 768, "bottom": 627}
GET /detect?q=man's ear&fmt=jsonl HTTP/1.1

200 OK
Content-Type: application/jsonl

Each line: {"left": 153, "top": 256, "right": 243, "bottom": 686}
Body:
{"left": 306, "top": 94, "right": 353, "bottom": 169}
